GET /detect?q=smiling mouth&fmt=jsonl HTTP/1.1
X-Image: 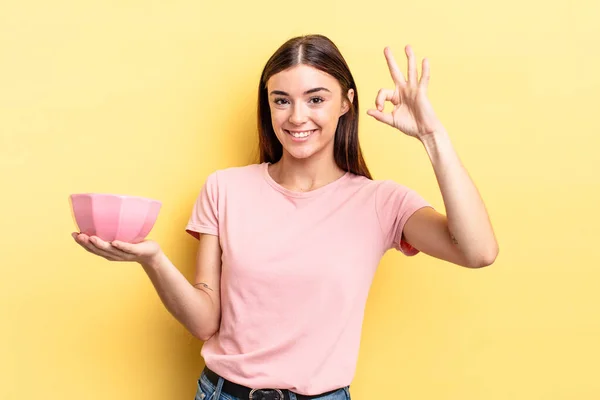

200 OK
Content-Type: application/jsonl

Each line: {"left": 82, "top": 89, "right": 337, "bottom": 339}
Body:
{"left": 285, "top": 129, "right": 317, "bottom": 139}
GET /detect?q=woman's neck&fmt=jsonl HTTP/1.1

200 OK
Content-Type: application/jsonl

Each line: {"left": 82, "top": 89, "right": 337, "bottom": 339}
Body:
{"left": 269, "top": 153, "right": 345, "bottom": 193}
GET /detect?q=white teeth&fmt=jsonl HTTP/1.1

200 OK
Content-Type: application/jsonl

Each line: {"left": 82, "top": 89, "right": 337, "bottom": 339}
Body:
{"left": 289, "top": 130, "right": 314, "bottom": 138}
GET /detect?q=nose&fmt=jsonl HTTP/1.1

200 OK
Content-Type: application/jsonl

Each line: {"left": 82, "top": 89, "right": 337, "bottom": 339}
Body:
{"left": 289, "top": 103, "right": 308, "bottom": 125}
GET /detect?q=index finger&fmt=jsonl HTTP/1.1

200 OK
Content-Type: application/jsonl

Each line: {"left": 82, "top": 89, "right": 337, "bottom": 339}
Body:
{"left": 384, "top": 47, "right": 406, "bottom": 87}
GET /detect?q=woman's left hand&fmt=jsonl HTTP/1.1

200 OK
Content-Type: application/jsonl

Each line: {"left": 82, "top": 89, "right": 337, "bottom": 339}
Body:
{"left": 367, "top": 45, "right": 444, "bottom": 139}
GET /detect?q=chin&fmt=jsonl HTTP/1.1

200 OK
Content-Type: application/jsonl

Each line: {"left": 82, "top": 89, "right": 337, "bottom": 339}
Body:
{"left": 284, "top": 147, "right": 319, "bottom": 160}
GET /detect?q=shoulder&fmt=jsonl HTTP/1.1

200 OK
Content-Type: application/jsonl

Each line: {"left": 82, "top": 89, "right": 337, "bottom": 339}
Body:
{"left": 350, "top": 176, "right": 425, "bottom": 214}
{"left": 374, "top": 179, "right": 414, "bottom": 196}
{"left": 211, "top": 163, "right": 262, "bottom": 178}
{"left": 204, "top": 163, "right": 264, "bottom": 187}
{"left": 343, "top": 173, "right": 412, "bottom": 197}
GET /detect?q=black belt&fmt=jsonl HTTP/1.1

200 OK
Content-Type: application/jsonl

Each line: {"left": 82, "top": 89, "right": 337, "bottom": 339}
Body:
{"left": 203, "top": 366, "right": 342, "bottom": 400}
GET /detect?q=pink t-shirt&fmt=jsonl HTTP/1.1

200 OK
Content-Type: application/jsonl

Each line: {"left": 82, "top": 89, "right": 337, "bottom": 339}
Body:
{"left": 185, "top": 162, "right": 431, "bottom": 395}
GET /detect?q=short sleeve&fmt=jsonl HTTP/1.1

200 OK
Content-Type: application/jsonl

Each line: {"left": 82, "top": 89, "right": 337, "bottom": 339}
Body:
{"left": 375, "top": 180, "right": 432, "bottom": 256}
{"left": 185, "top": 171, "right": 220, "bottom": 240}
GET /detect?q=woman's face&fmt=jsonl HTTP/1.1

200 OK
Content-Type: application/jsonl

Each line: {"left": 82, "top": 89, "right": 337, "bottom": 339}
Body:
{"left": 267, "top": 65, "right": 354, "bottom": 161}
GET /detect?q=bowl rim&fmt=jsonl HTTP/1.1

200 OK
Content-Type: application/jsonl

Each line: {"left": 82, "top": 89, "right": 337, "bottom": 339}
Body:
{"left": 70, "top": 193, "right": 162, "bottom": 204}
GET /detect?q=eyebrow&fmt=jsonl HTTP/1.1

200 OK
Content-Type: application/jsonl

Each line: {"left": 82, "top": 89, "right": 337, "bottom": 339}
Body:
{"left": 269, "top": 87, "right": 331, "bottom": 96}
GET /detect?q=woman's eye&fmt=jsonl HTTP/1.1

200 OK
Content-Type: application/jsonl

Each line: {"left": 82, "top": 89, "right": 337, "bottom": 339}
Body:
{"left": 273, "top": 97, "right": 324, "bottom": 105}
{"left": 274, "top": 98, "right": 289, "bottom": 105}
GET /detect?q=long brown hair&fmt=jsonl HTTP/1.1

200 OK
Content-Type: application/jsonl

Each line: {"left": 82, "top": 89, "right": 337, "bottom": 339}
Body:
{"left": 257, "top": 34, "right": 372, "bottom": 179}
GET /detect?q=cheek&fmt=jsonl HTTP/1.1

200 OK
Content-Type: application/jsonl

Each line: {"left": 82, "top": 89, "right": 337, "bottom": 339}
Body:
{"left": 270, "top": 111, "right": 285, "bottom": 131}
{"left": 314, "top": 106, "right": 340, "bottom": 128}
{"left": 270, "top": 107, "right": 288, "bottom": 122}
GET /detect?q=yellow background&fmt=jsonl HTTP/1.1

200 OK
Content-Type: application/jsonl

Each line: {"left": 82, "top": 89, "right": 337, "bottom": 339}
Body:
{"left": 1, "top": 0, "right": 599, "bottom": 399}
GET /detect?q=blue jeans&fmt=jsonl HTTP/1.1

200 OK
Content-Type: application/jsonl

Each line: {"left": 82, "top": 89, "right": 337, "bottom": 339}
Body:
{"left": 194, "top": 369, "right": 351, "bottom": 400}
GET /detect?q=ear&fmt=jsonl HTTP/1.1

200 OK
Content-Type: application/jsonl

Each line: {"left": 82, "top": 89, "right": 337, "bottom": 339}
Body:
{"left": 341, "top": 88, "right": 355, "bottom": 116}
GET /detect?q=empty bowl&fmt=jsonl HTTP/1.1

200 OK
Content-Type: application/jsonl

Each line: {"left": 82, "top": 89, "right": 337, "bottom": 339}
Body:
{"left": 70, "top": 193, "right": 162, "bottom": 243}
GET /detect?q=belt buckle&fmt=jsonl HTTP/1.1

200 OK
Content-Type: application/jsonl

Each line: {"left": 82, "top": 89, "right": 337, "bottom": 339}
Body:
{"left": 249, "top": 388, "right": 284, "bottom": 400}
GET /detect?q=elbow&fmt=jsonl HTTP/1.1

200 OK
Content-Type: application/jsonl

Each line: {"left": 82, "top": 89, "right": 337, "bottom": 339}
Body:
{"left": 197, "top": 333, "right": 213, "bottom": 342}
{"left": 193, "top": 317, "right": 220, "bottom": 341}
{"left": 466, "top": 245, "right": 499, "bottom": 268}
{"left": 195, "top": 327, "right": 218, "bottom": 342}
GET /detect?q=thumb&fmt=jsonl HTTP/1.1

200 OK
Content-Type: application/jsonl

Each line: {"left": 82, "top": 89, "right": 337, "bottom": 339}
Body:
{"left": 367, "top": 109, "right": 394, "bottom": 126}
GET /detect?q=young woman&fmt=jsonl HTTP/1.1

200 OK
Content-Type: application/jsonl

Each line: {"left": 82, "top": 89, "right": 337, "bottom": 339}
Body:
{"left": 72, "top": 34, "right": 498, "bottom": 400}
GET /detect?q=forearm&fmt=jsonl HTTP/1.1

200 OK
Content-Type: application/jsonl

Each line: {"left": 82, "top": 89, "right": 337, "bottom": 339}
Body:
{"left": 139, "top": 251, "right": 218, "bottom": 340}
{"left": 421, "top": 129, "right": 498, "bottom": 265}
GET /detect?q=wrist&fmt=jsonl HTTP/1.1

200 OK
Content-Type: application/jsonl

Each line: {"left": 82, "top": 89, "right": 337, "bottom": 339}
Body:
{"left": 139, "top": 250, "right": 166, "bottom": 271}
{"left": 420, "top": 127, "right": 450, "bottom": 148}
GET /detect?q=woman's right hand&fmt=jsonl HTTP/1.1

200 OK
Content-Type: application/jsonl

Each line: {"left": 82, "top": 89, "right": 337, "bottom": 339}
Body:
{"left": 71, "top": 232, "right": 162, "bottom": 265}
